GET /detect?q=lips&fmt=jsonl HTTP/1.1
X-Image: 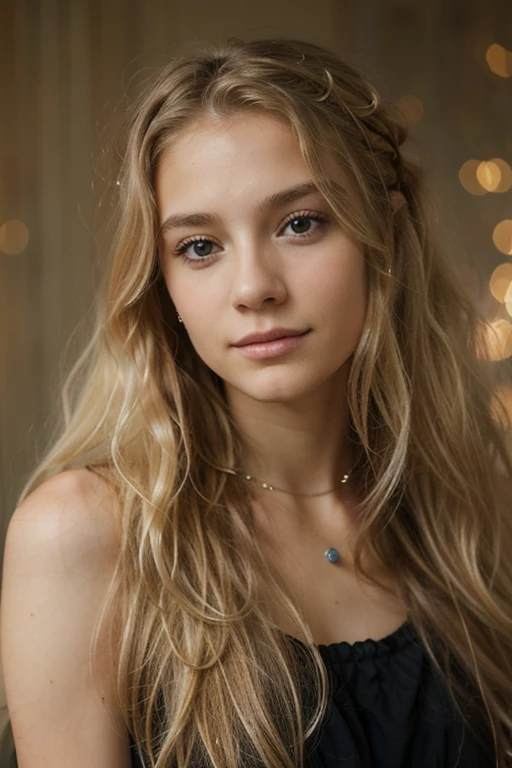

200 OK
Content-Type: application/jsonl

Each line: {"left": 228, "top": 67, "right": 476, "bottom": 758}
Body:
{"left": 233, "top": 328, "right": 309, "bottom": 347}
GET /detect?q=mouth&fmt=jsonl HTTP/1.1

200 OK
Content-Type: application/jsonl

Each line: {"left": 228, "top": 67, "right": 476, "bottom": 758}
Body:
{"left": 233, "top": 328, "right": 310, "bottom": 347}
{"left": 233, "top": 330, "right": 311, "bottom": 359}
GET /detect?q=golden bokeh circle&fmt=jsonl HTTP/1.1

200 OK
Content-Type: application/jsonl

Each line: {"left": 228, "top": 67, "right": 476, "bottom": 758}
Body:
{"left": 490, "top": 263, "right": 512, "bottom": 301}
{"left": 476, "top": 160, "right": 502, "bottom": 192}
{"left": 458, "top": 159, "right": 488, "bottom": 196}
{"left": 0, "top": 220, "right": 30, "bottom": 255}
{"left": 492, "top": 221, "right": 512, "bottom": 256}
{"left": 485, "top": 43, "right": 512, "bottom": 78}
{"left": 489, "top": 158, "right": 512, "bottom": 193}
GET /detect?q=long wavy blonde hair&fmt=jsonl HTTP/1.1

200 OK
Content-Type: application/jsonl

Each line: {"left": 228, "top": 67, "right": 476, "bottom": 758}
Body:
{"left": 18, "top": 37, "right": 512, "bottom": 767}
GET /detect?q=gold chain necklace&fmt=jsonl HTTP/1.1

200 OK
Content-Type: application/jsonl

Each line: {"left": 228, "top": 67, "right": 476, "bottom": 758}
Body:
{"left": 232, "top": 468, "right": 352, "bottom": 565}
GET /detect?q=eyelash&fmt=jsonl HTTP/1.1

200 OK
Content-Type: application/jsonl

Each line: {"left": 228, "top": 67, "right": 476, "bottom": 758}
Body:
{"left": 172, "top": 211, "right": 329, "bottom": 266}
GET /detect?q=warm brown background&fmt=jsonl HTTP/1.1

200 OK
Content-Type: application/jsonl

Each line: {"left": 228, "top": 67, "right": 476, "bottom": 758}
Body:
{"left": 2, "top": 0, "right": 512, "bottom": 568}
{"left": 1, "top": 2, "right": 512, "bottom": 763}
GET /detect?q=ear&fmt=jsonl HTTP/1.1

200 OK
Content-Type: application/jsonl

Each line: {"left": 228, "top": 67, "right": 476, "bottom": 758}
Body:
{"left": 390, "top": 189, "right": 407, "bottom": 214}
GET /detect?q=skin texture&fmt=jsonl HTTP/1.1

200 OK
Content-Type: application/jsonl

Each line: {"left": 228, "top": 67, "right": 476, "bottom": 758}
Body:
{"left": 156, "top": 110, "right": 368, "bottom": 507}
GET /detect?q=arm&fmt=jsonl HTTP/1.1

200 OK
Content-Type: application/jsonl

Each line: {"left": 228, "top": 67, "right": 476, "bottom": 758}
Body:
{"left": 0, "top": 469, "right": 132, "bottom": 768}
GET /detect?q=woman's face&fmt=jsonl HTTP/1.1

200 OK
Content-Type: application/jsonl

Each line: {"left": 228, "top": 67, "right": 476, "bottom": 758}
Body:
{"left": 156, "top": 110, "right": 367, "bottom": 404}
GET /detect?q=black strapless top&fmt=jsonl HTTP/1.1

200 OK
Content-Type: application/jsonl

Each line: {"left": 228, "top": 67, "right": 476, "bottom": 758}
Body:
{"left": 129, "top": 620, "right": 493, "bottom": 767}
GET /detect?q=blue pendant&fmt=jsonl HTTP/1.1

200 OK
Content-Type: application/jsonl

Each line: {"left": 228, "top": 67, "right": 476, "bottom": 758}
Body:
{"left": 324, "top": 547, "right": 340, "bottom": 563}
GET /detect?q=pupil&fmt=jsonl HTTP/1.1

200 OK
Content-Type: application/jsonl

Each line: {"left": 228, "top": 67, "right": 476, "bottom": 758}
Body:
{"left": 292, "top": 217, "right": 310, "bottom": 234}
{"left": 194, "top": 241, "right": 211, "bottom": 256}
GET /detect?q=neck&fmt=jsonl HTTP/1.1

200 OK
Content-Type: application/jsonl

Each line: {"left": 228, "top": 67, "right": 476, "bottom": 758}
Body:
{"left": 225, "top": 366, "right": 355, "bottom": 496}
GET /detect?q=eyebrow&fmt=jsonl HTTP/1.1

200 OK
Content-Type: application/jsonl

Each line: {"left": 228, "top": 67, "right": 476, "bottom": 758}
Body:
{"left": 158, "top": 180, "right": 322, "bottom": 236}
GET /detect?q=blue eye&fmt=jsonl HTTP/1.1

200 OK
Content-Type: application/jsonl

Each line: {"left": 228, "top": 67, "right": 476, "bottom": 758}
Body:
{"left": 178, "top": 239, "right": 216, "bottom": 259}
{"left": 173, "top": 211, "right": 328, "bottom": 265}
{"left": 173, "top": 238, "right": 219, "bottom": 262}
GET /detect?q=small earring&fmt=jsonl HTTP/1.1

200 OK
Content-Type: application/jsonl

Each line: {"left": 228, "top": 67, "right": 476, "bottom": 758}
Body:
{"left": 176, "top": 311, "right": 183, "bottom": 323}
{"left": 387, "top": 267, "right": 392, "bottom": 276}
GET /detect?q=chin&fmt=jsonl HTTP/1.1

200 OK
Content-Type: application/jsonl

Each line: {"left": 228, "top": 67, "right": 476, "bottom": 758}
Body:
{"left": 232, "top": 372, "right": 321, "bottom": 403}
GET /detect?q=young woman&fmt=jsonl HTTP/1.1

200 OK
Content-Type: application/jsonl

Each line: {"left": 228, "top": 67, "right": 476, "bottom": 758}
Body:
{"left": 1, "top": 37, "right": 511, "bottom": 768}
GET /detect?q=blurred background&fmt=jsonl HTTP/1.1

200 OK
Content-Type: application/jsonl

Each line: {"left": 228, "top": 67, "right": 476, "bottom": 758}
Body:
{"left": 1, "top": 0, "right": 512, "bottom": 760}
{"left": 2, "top": 0, "right": 512, "bottom": 567}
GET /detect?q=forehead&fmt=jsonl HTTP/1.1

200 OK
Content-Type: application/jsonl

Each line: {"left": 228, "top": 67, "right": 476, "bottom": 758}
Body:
{"left": 155, "top": 111, "right": 313, "bottom": 222}
{"left": 157, "top": 110, "right": 304, "bottom": 177}
{"left": 154, "top": 110, "right": 345, "bottom": 216}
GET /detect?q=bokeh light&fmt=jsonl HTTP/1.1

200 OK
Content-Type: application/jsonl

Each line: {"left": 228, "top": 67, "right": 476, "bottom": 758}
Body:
{"left": 505, "top": 280, "right": 512, "bottom": 318}
{"left": 476, "top": 160, "right": 503, "bottom": 192}
{"left": 489, "top": 263, "right": 512, "bottom": 302}
{"left": 394, "top": 94, "right": 424, "bottom": 127}
{"left": 0, "top": 219, "right": 30, "bottom": 255}
{"left": 459, "top": 159, "right": 512, "bottom": 195}
{"left": 488, "top": 158, "right": 512, "bottom": 193}
{"left": 492, "top": 221, "right": 512, "bottom": 255}
{"left": 459, "top": 160, "right": 488, "bottom": 196}
{"left": 485, "top": 319, "right": 512, "bottom": 360}
{"left": 485, "top": 43, "right": 512, "bottom": 78}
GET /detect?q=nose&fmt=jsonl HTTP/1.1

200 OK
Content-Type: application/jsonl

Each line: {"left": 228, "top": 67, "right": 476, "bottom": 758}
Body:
{"left": 228, "top": 239, "right": 288, "bottom": 313}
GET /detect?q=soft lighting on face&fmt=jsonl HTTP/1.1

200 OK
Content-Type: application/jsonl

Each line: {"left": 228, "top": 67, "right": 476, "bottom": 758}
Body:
{"left": 0, "top": 220, "right": 30, "bottom": 255}
{"left": 492, "top": 221, "right": 512, "bottom": 255}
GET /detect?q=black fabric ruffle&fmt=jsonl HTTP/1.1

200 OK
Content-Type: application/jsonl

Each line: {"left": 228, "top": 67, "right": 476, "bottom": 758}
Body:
{"left": 130, "top": 620, "right": 494, "bottom": 767}
{"left": 301, "top": 620, "right": 493, "bottom": 767}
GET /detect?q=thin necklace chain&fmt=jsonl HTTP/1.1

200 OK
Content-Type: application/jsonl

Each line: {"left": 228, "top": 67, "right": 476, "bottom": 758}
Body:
{"left": 221, "top": 466, "right": 352, "bottom": 563}
{"left": 232, "top": 469, "right": 351, "bottom": 497}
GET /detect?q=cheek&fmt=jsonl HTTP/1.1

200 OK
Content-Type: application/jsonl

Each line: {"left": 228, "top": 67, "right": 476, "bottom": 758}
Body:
{"left": 312, "top": 259, "right": 367, "bottom": 328}
{"left": 181, "top": 291, "right": 226, "bottom": 360}
{"left": 161, "top": 264, "right": 216, "bottom": 323}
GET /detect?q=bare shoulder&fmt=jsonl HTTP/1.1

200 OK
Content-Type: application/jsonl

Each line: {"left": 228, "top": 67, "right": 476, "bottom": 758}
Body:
{"left": 8, "top": 468, "right": 123, "bottom": 575}
{"left": 12, "top": 467, "right": 122, "bottom": 538}
{"left": 1, "top": 469, "right": 131, "bottom": 767}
